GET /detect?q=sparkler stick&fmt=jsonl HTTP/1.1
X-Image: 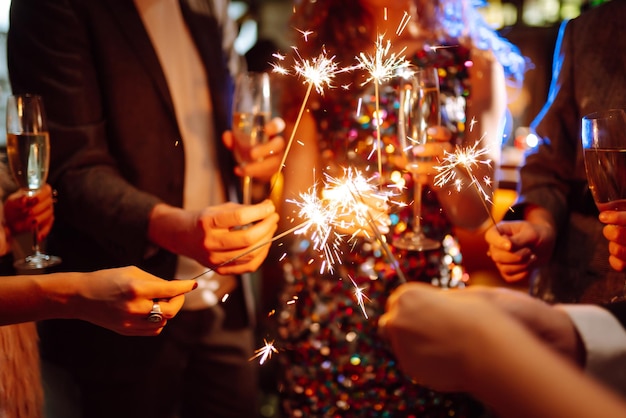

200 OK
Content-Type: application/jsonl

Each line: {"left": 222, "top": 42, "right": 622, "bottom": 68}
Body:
{"left": 270, "top": 48, "right": 346, "bottom": 195}
{"left": 189, "top": 222, "right": 306, "bottom": 281}
{"left": 355, "top": 35, "right": 411, "bottom": 187}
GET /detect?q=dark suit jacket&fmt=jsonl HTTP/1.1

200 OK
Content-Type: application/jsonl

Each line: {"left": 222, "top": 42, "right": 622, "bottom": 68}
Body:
{"left": 514, "top": 0, "right": 626, "bottom": 304}
{"left": 7, "top": 0, "right": 239, "bottom": 279}
{"left": 7, "top": 0, "right": 254, "bottom": 371}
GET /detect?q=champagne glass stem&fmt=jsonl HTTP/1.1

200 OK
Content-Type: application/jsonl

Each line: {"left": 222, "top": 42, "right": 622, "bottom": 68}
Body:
{"left": 412, "top": 174, "right": 423, "bottom": 235}
{"left": 31, "top": 222, "right": 41, "bottom": 256}
{"left": 243, "top": 175, "right": 252, "bottom": 205}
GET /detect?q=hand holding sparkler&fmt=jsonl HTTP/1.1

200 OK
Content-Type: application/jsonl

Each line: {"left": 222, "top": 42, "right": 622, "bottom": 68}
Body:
{"left": 148, "top": 200, "right": 279, "bottom": 276}
{"left": 484, "top": 206, "right": 556, "bottom": 284}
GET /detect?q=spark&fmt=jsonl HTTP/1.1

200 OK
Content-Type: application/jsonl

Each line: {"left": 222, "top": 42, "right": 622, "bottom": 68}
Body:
{"left": 270, "top": 47, "right": 353, "bottom": 196}
{"left": 349, "top": 276, "right": 370, "bottom": 319}
{"left": 295, "top": 28, "right": 314, "bottom": 42}
{"left": 355, "top": 34, "right": 411, "bottom": 87}
{"left": 426, "top": 44, "right": 459, "bottom": 52}
{"left": 433, "top": 136, "right": 501, "bottom": 232}
{"left": 284, "top": 47, "right": 345, "bottom": 95}
{"left": 433, "top": 137, "right": 492, "bottom": 201}
{"left": 396, "top": 11, "right": 412, "bottom": 36}
{"left": 322, "top": 168, "right": 391, "bottom": 234}
{"left": 355, "top": 33, "right": 411, "bottom": 186}
{"left": 287, "top": 183, "right": 346, "bottom": 274}
{"left": 322, "top": 168, "right": 407, "bottom": 283}
{"left": 468, "top": 116, "right": 478, "bottom": 132}
{"left": 250, "top": 339, "right": 279, "bottom": 364}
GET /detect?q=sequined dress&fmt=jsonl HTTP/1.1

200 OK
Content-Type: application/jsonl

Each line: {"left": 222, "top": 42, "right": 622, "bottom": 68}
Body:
{"left": 276, "top": 46, "right": 491, "bottom": 417}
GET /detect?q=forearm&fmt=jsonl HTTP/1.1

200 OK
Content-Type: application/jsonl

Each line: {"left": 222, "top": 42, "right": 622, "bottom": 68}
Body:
{"left": 0, "top": 273, "right": 83, "bottom": 325}
{"left": 147, "top": 203, "right": 193, "bottom": 256}
{"left": 470, "top": 322, "right": 626, "bottom": 418}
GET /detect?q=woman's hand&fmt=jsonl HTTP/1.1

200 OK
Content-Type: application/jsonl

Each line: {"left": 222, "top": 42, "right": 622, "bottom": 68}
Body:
{"left": 68, "top": 266, "right": 197, "bottom": 336}
{"left": 4, "top": 184, "right": 54, "bottom": 242}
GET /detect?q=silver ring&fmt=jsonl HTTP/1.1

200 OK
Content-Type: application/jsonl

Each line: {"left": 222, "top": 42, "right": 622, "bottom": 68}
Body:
{"left": 147, "top": 301, "right": 163, "bottom": 323}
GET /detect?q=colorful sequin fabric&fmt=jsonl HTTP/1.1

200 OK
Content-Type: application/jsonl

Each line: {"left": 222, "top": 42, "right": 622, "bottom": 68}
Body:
{"left": 276, "top": 46, "right": 492, "bottom": 417}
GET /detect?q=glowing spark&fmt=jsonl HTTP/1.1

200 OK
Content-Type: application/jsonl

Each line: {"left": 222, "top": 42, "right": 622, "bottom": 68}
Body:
{"left": 433, "top": 139, "right": 492, "bottom": 201}
{"left": 468, "top": 116, "right": 478, "bottom": 132}
{"left": 349, "top": 276, "right": 370, "bottom": 319}
{"left": 322, "top": 168, "right": 392, "bottom": 235}
{"left": 272, "top": 52, "right": 286, "bottom": 61}
{"left": 295, "top": 28, "right": 314, "bottom": 42}
{"left": 433, "top": 137, "right": 501, "bottom": 232}
{"left": 355, "top": 33, "right": 411, "bottom": 186}
{"left": 396, "top": 11, "right": 412, "bottom": 36}
{"left": 250, "top": 339, "right": 278, "bottom": 364}
{"left": 426, "top": 44, "right": 459, "bottom": 52}
{"left": 356, "top": 34, "right": 410, "bottom": 87}
{"left": 322, "top": 168, "right": 407, "bottom": 283}
{"left": 287, "top": 184, "right": 346, "bottom": 274}
{"left": 270, "top": 47, "right": 353, "bottom": 196}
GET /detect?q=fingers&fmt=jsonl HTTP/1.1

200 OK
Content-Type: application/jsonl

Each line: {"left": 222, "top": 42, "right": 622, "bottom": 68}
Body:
{"left": 426, "top": 126, "right": 453, "bottom": 142}
{"left": 265, "top": 117, "right": 286, "bottom": 137}
{"left": 600, "top": 216, "right": 626, "bottom": 272}
{"left": 204, "top": 200, "right": 276, "bottom": 229}
{"left": 222, "top": 130, "right": 234, "bottom": 150}
{"left": 235, "top": 153, "right": 282, "bottom": 179}
{"left": 144, "top": 279, "right": 198, "bottom": 300}
{"left": 208, "top": 213, "right": 279, "bottom": 261}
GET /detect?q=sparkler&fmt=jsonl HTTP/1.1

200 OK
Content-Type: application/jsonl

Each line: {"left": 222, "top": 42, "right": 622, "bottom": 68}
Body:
{"left": 433, "top": 137, "right": 502, "bottom": 233}
{"left": 189, "top": 221, "right": 306, "bottom": 281}
{"left": 323, "top": 168, "right": 407, "bottom": 283}
{"left": 271, "top": 47, "right": 349, "bottom": 192}
{"left": 287, "top": 182, "right": 346, "bottom": 274}
{"left": 355, "top": 33, "right": 411, "bottom": 187}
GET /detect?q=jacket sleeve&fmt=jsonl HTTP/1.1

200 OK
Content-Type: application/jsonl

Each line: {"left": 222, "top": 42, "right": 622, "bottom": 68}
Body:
{"left": 559, "top": 303, "right": 626, "bottom": 397}
{"left": 514, "top": 19, "right": 586, "bottom": 231}
{"left": 7, "top": 0, "right": 162, "bottom": 264}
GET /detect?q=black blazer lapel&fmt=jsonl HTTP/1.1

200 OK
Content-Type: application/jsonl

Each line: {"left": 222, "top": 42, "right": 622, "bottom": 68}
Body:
{"left": 102, "top": 0, "right": 177, "bottom": 121}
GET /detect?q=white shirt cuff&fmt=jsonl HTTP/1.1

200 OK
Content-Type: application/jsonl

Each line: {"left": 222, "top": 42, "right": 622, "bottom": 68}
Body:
{"left": 558, "top": 303, "right": 626, "bottom": 396}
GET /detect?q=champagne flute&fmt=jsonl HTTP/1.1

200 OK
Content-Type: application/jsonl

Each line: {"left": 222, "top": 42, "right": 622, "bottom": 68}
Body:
{"left": 393, "top": 67, "right": 441, "bottom": 251}
{"left": 582, "top": 108, "right": 626, "bottom": 301}
{"left": 232, "top": 71, "right": 271, "bottom": 205}
{"left": 582, "top": 109, "right": 626, "bottom": 211}
{"left": 6, "top": 94, "right": 61, "bottom": 270}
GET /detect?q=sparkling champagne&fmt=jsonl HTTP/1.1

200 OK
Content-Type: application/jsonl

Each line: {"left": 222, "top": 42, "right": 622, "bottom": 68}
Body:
{"left": 232, "top": 111, "right": 269, "bottom": 163}
{"left": 584, "top": 148, "right": 626, "bottom": 211}
{"left": 403, "top": 86, "right": 440, "bottom": 172}
{"left": 6, "top": 132, "right": 50, "bottom": 191}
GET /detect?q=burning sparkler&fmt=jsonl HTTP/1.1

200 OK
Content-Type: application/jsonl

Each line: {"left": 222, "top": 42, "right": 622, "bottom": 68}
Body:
{"left": 355, "top": 33, "right": 411, "bottom": 186}
{"left": 287, "top": 182, "right": 346, "bottom": 274}
{"left": 322, "top": 168, "right": 407, "bottom": 283}
{"left": 433, "top": 136, "right": 502, "bottom": 233}
{"left": 271, "top": 47, "right": 350, "bottom": 189}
